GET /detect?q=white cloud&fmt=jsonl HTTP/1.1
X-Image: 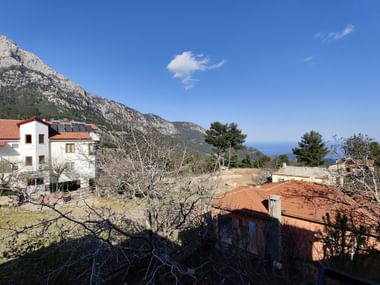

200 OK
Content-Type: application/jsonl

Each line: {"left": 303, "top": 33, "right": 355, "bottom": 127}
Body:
{"left": 303, "top": 56, "right": 316, "bottom": 64}
{"left": 315, "top": 24, "right": 355, "bottom": 43}
{"left": 167, "top": 51, "right": 225, "bottom": 89}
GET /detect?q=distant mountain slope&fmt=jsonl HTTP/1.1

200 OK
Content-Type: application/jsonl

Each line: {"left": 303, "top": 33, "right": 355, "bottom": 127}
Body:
{"left": 0, "top": 35, "right": 210, "bottom": 153}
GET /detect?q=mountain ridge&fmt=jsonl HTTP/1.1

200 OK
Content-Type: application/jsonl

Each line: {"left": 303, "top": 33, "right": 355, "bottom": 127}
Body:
{"left": 0, "top": 35, "right": 210, "bottom": 153}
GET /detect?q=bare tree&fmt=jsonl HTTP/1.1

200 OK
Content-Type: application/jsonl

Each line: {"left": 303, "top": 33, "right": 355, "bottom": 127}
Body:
{"left": 97, "top": 127, "right": 215, "bottom": 239}
{"left": 0, "top": 158, "right": 32, "bottom": 206}
{"left": 1, "top": 127, "right": 216, "bottom": 284}
{"left": 0, "top": 158, "right": 18, "bottom": 193}
{"left": 330, "top": 135, "right": 380, "bottom": 204}
{"left": 49, "top": 160, "right": 67, "bottom": 192}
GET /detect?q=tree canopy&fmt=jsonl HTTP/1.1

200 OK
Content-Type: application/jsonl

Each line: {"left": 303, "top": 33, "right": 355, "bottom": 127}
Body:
{"left": 275, "top": 154, "right": 290, "bottom": 168}
{"left": 343, "top": 133, "right": 380, "bottom": 166}
{"left": 204, "top": 122, "right": 247, "bottom": 168}
{"left": 292, "top": 130, "right": 329, "bottom": 166}
{"left": 204, "top": 122, "right": 229, "bottom": 156}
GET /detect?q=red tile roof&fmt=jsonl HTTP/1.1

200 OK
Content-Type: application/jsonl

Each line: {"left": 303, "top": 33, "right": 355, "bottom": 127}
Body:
{"left": 87, "top": 123, "right": 99, "bottom": 131}
{"left": 49, "top": 132, "right": 91, "bottom": 141}
{"left": 0, "top": 119, "right": 22, "bottom": 140}
{"left": 212, "top": 181, "right": 378, "bottom": 227}
{"left": 0, "top": 117, "right": 95, "bottom": 141}
{"left": 17, "top": 116, "right": 50, "bottom": 126}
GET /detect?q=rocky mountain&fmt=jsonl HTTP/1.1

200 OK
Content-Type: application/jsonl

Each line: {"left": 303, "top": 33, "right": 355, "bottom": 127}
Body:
{"left": 0, "top": 35, "right": 210, "bottom": 153}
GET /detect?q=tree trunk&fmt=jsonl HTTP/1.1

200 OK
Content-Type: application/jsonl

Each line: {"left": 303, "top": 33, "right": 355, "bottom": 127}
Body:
{"left": 228, "top": 145, "right": 232, "bottom": 169}
{"left": 213, "top": 155, "right": 220, "bottom": 173}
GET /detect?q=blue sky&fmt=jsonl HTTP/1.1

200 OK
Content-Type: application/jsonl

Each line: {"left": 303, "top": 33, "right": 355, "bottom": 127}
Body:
{"left": 1, "top": 0, "right": 379, "bottom": 142}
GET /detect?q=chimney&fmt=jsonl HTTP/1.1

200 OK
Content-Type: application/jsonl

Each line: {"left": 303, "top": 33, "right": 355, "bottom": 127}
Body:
{"left": 268, "top": 195, "right": 282, "bottom": 263}
{"left": 269, "top": 195, "right": 282, "bottom": 221}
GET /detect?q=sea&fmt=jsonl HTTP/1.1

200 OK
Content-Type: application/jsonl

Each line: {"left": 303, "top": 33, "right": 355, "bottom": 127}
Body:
{"left": 247, "top": 141, "right": 338, "bottom": 164}
{"left": 247, "top": 142, "right": 297, "bottom": 157}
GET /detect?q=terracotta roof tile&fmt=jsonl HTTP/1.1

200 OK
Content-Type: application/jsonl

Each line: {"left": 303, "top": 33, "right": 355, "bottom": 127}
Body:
{"left": 0, "top": 117, "right": 95, "bottom": 141}
{"left": 213, "top": 181, "right": 378, "bottom": 227}
{"left": 49, "top": 132, "right": 91, "bottom": 140}
{"left": 87, "top": 124, "right": 99, "bottom": 131}
{"left": 0, "top": 119, "right": 22, "bottom": 140}
{"left": 17, "top": 116, "right": 50, "bottom": 126}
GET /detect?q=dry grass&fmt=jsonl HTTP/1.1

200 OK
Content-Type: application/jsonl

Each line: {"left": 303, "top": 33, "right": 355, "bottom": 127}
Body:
{"left": 0, "top": 169, "right": 261, "bottom": 264}
{"left": 0, "top": 196, "right": 147, "bottom": 264}
{"left": 0, "top": 206, "right": 53, "bottom": 264}
{"left": 0, "top": 206, "right": 50, "bottom": 233}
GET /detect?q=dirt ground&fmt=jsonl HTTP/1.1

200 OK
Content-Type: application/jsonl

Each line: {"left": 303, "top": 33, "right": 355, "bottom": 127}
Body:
{"left": 212, "top": 168, "right": 263, "bottom": 193}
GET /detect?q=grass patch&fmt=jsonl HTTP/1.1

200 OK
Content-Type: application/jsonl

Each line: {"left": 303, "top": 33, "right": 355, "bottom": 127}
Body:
{"left": 0, "top": 194, "right": 152, "bottom": 267}
{"left": 0, "top": 206, "right": 49, "bottom": 229}
{"left": 0, "top": 190, "right": 18, "bottom": 197}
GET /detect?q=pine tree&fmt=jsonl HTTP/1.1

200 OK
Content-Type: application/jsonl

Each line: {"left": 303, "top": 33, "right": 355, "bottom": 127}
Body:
{"left": 240, "top": 155, "right": 253, "bottom": 168}
{"left": 204, "top": 122, "right": 229, "bottom": 166}
{"left": 204, "top": 122, "right": 247, "bottom": 168}
{"left": 225, "top": 123, "right": 247, "bottom": 168}
{"left": 292, "top": 130, "right": 329, "bottom": 166}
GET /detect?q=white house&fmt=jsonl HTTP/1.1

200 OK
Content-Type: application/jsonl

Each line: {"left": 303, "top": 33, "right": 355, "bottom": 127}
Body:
{"left": 0, "top": 116, "right": 100, "bottom": 193}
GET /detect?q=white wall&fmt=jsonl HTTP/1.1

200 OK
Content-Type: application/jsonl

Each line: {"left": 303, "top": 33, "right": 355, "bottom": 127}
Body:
{"left": 50, "top": 141, "right": 96, "bottom": 187}
{"left": 1, "top": 120, "right": 98, "bottom": 191}
{"left": 0, "top": 140, "right": 21, "bottom": 164}
{"left": 18, "top": 121, "right": 49, "bottom": 172}
{"left": 0, "top": 140, "right": 21, "bottom": 188}
{"left": 19, "top": 121, "right": 50, "bottom": 190}
{"left": 272, "top": 174, "right": 333, "bottom": 185}
{"left": 0, "top": 121, "right": 50, "bottom": 190}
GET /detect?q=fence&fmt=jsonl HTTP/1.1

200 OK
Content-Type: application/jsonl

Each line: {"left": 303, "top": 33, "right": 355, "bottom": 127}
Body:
{"left": 32, "top": 187, "right": 96, "bottom": 204}
{"left": 316, "top": 264, "right": 379, "bottom": 285}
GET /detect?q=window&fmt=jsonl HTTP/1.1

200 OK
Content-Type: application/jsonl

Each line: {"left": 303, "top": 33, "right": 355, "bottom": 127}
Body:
{"left": 39, "top": 155, "right": 45, "bottom": 164}
{"left": 218, "top": 215, "right": 233, "bottom": 245}
{"left": 11, "top": 144, "right": 19, "bottom": 149}
{"left": 65, "top": 162, "right": 75, "bottom": 171}
{"left": 237, "top": 218, "right": 249, "bottom": 248}
{"left": 25, "top": 156, "right": 32, "bottom": 166}
{"left": 65, "top": 143, "right": 75, "bottom": 153}
{"left": 39, "top": 134, "right": 44, "bottom": 144}
{"left": 247, "top": 221, "right": 258, "bottom": 254}
{"left": 27, "top": 178, "right": 44, "bottom": 186}
{"left": 89, "top": 178, "right": 95, "bottom": 188}
{"left": 237, "top": 219, "right": 257, "bottom": 254}
{"left": 25, "top": 134, "right": 32, "bottom": 144}
{"left": 0, "top": 161, "right": 12, "bottom": 172}
{"left": 89, "top": 144, "right": 96, "bottom": 155}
